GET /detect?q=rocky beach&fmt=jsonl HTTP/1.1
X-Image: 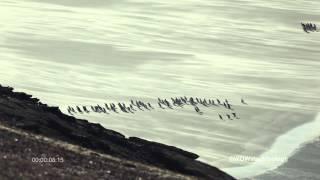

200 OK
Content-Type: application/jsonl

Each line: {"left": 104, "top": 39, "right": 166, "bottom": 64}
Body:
{"left": 0, "top": 84, "right": 235, "bottom": 180}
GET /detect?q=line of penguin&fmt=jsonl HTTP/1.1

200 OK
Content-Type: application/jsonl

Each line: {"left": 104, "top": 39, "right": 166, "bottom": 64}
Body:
{"left": 67, "top": 97, "right": 248, "bottom": 120}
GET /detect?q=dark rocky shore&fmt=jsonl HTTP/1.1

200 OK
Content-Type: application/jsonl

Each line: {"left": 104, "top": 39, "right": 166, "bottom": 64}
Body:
{"left": 0, "top": 124, "right": 192, "bottom": 180}
{"left": 0, "top": 84, "right": 236, "bottom": 180}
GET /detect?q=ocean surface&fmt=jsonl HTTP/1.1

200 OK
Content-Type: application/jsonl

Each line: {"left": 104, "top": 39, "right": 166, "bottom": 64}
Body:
{"left": 1, "top": 0, "right": 320, "bottom": 179}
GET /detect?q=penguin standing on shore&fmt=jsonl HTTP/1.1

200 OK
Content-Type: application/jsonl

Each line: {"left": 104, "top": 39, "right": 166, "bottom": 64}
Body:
{"left": 76, "top": 106, "right": 83, "bottom": 114}
{"left": 217, "top": 99, "right": 222, "bottom": 105}
{"left": 158, "top": 102, "right": 165, "bottom": 109}
{"left": 130, "top": 100, "right": 138, "bottom": 107}
{"left": 202, "top": 99, "right": 209, "bottom": 107}
{"left": 232, "top": 113, "right": 240, "bottom": 119}
{"left": 223, "top": 102, "right": 228, "bottom": 109}
{"left": 196, "top": 98, "right": 200, "bottom": 103}
{"left": 126, "top": 107, "right": 134, "bottom": 113}
{"left": 105, "top": 103, "right": 111, "bottom": 111}
{"left": 136, "top": 101, "right": 144, "bottom": 111}
{"left": 82, "top": 106, "right": 90, "bottom": 113}
{"left": 67, "top": 106, "right": 76, "bottom": 115}
{"left": 118, "top": 103, "right": 128, "bottom": 113}
{"left": 226, "top": 114, "right": 233, "bottom": 120}
{"left": 241, "top": 98, "right": 248, "bottom": 105}
{"left": 129, "top": 104, "right": 137, "bottom": 111}
{"left": 139, "top": 101, "right": 149, "bottom": 110}
{"left": 110, "top": 103, "right": 119, "bottom": 113}
{"left": 180, "top": 97, "right": 187, "bottom": 105}
{"left": 224, "top": 99, "right": 233, "bottom": 110}
{"left": 147, "top": 103, "right": 154, "bottom": 110}
{"left": 183, "top": 96, "right": 190, "bottom": 105}
{"left": 164, "top": 99, "right": 173, "bottom": 109}
{"left": 194, "top": 106, "right": 203, "bottom": 115}
{"left": 208, "top": 99, "right": 214, "bottom": 106}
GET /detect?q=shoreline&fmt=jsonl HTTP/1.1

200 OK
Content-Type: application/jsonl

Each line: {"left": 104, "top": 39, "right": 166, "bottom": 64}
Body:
{"left": 254, "top": 133, "right": 320, "bottom": 180}
{"left": 223, "top": 112, "right": 320, "bottom": 179}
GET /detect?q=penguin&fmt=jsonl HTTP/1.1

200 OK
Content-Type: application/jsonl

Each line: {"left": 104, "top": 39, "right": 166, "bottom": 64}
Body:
{"left": 91, "top": 105, "right": 96, "bottom": 112}
{"left": 82, "top": 106, "right": 90, "bottom": 113}
{"left": 223, "top": 102, "right": 228, "bottom": 109}
{"left": 100, "top": 107, "right": 108, "bottom": 114}
{"left": 118, "top": 103, "right": 128, "bottom": 113}
{"left": 224, "top": 99, "right": 230, "bottom": 109}
{"left": 129, "top": 104, "right": 137, "bottom": 111}
{"left": 211, "top": 99, "right": 218, "bottom": 106}
{"left": 199, "top": 98, "right": 204, "bottom": 105}
{"left": 180, "top": 97, "right": 187, "bottom": 105}
{"left": 164, "top": 99, "right": 173, "bottom": 109}
{"left": 110, "top": 103, "right": 119, "bottom": 113}
{"left": 202, "top": 99, "right": 209, "bottom": 107}
{"left": 158, "top": 102, "right": 165, "bottom": 109}
{"left": 241, "top": 98, "right": 248, "bottom": 105}
{"left": 184, "top": 96, "right": 189, "bottom": 104}
{"left": 194, "top": 106, "right": 203, "bottom": 115}
{"left": 67, "top": 106, "right": 76, "bottom": 115}
{"left": 138, "top": 101, "right": 149, "bottom": 110}
{"left": 136, "top": 101, "right": 144, "bottom": 111}
{"left": 196, "top": 98, "right": 200, "bottom": 103}
{"left": 76, "top": 106, "right": 83, "bottom": 114}
{"left": 96, "top": 105, "right": 104, "bottom": 113}
{"left": 232, "top": 112, "right": 240, "bottom": 119}
{"left": 217, "top": 99, "right": 222, "bottom": 105}
{"left": 226, "top": 114, "right": 233, "bottom": 120}
{"left": 225, "top": 99, "right": 233, "bottom": 110}
{"left": 141, "top": 102, "right": 149, "bottom": 110}
{"left": 147, "top": 103, "right": 154, "bottom": 109}
{"left": 171, "top": 97, "right": 178, "bottom": 106}
{"left": 177, "top": 98, "right": 184, "bottom": 107}
{"left": 126, "top": 107, "right": 134, "bottom": 113}
{"left": 144, "top": 104, "right": 150, "bottom": 111}
{"left": 105, "top": 103, "right": 111, "bottom": 110}
{"left": 130, "top": 100, "right": 137, "bottom": 106}
{"left": 189, "top": 97, "right": 197, "bottom": 106}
